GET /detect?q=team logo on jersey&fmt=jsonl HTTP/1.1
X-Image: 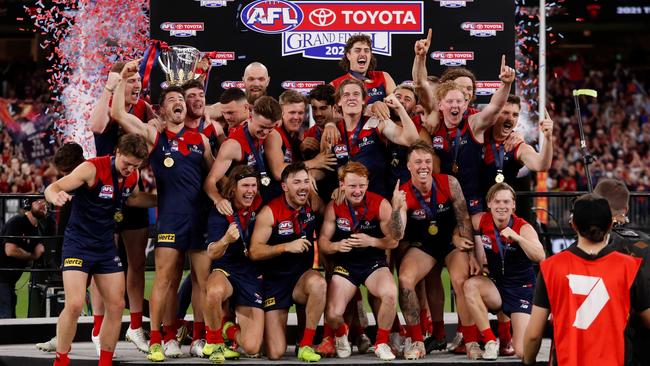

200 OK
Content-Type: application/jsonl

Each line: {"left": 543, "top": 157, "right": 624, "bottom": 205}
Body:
{"left": 246, "top": 153, "right": 257, "bottom": 167}
{"left": 411, "top": 209, "right": 427, "bottom": 220}
{"left": 281, "top": 81, "right": 324, "bottom": 95}
{"left": 158, "top": 233, "right": 176, "bottom": 243}
{"left": 99, "top": 185, "right": 114, "bottom": 199}
{"left": 461, "top": 22, "right": 504, "bottom": 37}
{"left": 160, "top": 22, "right": 205, "bottom": 37}
{"left": 475, "top": 81, "right": 501, "bottom": 96}
{"left": 333, "top": 265, "right": 349, "bottom": 276}
{"left": 221, "top": 80, "right": 246, "bottom": 89}
{"left": 430, "top": 51, "right": 474, "bottom": 66}
{"left": 434, "top": 0, "right": 473, "bottom": 8}
{"left": 333, "top": 144, "right": 349, "bottom": 159}
{"left": 195, "top": 0, "right": 233, "bottom": 8}
{"left": 432, "top": 136, "right": 445, "bottom": 149}
{"left": 336, "top": 218, "right": 351, "bottom": 231}
{"left": 240, "top": 0, "right": 423, "bottom": 60}
{"left": 278, "top": 220, "right": 294, "bottom": 235}
{"left": 63, "top": 258, "right": 83, "bottom": 267}
{"left": 171, "top": 140, "right": 179, "bottom": 152}
{"left": 264, "top": 297, "right": 276, "bottom": 307}
{"left": 367, "top": 87, "right": 383, "bottom": 99}
{"left": 481, "top": 234, "right": 492, "bottom": 250}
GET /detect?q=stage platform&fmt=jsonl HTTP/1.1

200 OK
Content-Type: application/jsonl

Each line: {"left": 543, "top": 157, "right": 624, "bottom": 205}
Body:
{"left": 0, "top": 340, "right": 551, "bottom": 365}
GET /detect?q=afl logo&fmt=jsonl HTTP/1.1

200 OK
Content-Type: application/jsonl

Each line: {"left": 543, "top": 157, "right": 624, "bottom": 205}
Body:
{"left": 278, "top": 220, "right": 294, "bottom": 235}
{"left": 241, "top": 0, "right": 303, "bottom": 34}
{"left": 309, "top": 8, "right": 336, "bottom": 27}
{"left": 336, "top": 218, "right": 351, "bottom": 231}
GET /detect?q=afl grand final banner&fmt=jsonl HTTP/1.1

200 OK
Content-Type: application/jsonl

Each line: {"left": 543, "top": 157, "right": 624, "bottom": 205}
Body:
{"left": 150, "top": 0, "right": 514, "bottom": 103}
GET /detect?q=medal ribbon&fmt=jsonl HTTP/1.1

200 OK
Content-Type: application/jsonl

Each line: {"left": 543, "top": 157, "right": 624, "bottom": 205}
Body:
{"left": 278, "top": 126, "right": 296, "bottom": 163}
{"left": 346, "top": 199, "right": 367, "bottom": 233}
{"left": 243, "top": 124, "right": 268, "bottom": 178}
{"left": 231, "top": 203, "right": 254, "bottom": 254}
{"left": 198, "top": 117, "right": 205, "bottom": 133}
{"left": 493, "top": 216, "right": 514, "bottom": 258}
{"left": 412, "top": 179, "right": 438, "bottom": 221}
{"left": 349, "top": 71, "right": 369, "bottom": 81}
{"left": 139, "top": 40, "right": 168, "bottom": 92}
{"left": 341, "top": 118, "right": 366, "bottom": 160}
{"left": 110, "top": 157, "right": 127, "bottom": 216}
{"left": 451, "top": 126, "right": 462, "bottom": 172}
{"left": 491, "top": 141, "right": 505, "bottom": 175}
{"left": 160, "top": 127, "right": 186, "bottom": 159}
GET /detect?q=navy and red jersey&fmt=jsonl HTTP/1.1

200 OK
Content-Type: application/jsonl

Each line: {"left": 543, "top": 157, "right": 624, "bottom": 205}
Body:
{"left": 64, "top": 156, "right": 138, "bottom": 251}
{"left": 206, "top": 195, "right": 262, "bottom": 262}
{"left": 304, "top": 124, "right": 323, "bottom": 143}
{"left": 332, "top": 117, "right": 389, "bottom": 198}
{"left": 331, "top": 71, "right": 388, "bottom": 105}
{"left": 480, "top": 127, "right": 524, "bottom": 196}
{"left": 331, "top": 191, "right": 386, "bottom": 264}
{"left": 478, "top": 213, "right": 534, "bottom": 287}
{"left": 226, "top": 122, "right": 265, "bottom": 172}
{"left": 95, "top": 99, "right": 147, "bottom": 156}
{"left": 387, "top": 114, "right": 423, "bottom": 189}
{"left": 429, "top": 117, "right": 483, "bottom": 201}
{"left": 401, "top": 175, "right": 456, "bottom": 245}
{"left": 186, "top": 118, "right": 220, "bottom": 154}
{"left": 259, "top": 196, "right": 317, "bottom": 277}
{"left": 150, "top": 128, "right": 206, "bottom": 216}
{"left": 540, "top": 247, "right": 641, "bottom": 366}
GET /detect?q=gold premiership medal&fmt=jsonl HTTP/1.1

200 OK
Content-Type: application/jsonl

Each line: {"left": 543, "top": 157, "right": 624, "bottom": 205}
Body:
{"left": 428, "top": 222, "right": 439, "bottom": 236}
{"left": 261, "top": 175, "right": 271, "bottom": 186}
{"left": 495, "top": 172, "right": 505, "bottom": 183}
{"left": 114, "top": 210, "right": 124, "bottom": 223}
{"left": 452, "top": 163, "right": 459, "bottom": 174}
{"left": 163, "top": 157, "right": 174, "bottom": 168}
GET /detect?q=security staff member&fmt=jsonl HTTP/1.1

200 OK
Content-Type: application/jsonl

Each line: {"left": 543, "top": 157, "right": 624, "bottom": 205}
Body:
{"left": 594, "top": 179, "right": 650, "bottom": 366}
{"left": 522, "top": 194, "right": 650, "bottom": 366}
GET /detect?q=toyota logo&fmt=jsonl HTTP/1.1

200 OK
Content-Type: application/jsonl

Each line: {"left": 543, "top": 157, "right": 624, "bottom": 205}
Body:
{"left": 309, "top": 8, "right": 336, "bottom": 27}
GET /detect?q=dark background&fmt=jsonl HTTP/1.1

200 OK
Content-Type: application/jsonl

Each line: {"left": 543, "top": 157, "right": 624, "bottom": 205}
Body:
{"left": 150, "top": 0, "right": 515, "bottom": 103}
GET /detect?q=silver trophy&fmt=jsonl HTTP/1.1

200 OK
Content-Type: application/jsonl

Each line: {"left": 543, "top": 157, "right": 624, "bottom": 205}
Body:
{"left": 158, "top": 45, "right": 201, "bottom": 87}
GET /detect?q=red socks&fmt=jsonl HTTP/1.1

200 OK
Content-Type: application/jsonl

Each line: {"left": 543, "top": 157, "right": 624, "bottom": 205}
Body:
{"left": 193, "top": 321, "right": 205, "bottom": 341}
{"left": 98, "top": 349, "right": 113, "bottom": 366}
{"left": 322, "top": 324, "right": 334, "bottom": 339}
{"left": 54, "top": 352, "right": 70, "bottom": 366}
{"left": 299, "top": 328, "right": 316, "bottom": 348}
{"left": 150, "top": 330, "right": 162, "bottom": 346}
{"left": 460, "top": 325, "right": 478, "bottom": 343}
{"left": 480, "top": 327, "right": 497, "bottom": 342}
{"left": 162, "top": 324, "right": 176, "bottom": 343}
{"left": 375, "top": 327, "right": 391, "bottom": 346}
{"left": 92, "top": 315, "right": 104, "bottom": 337}
{"left": 224, "top": 323, "right": 240, "bottom": 341}
{"left": 130, "top": 312, "right": 142, "bottom": 330}
{"left": 334, "top": 323, "right": 348, "bottom": 337}
{"left": 407, "top": 324, "right": 424, "bottom": 342}
{"left": 206, "top": 326, "right": 224, "bottom": 344}
{"left": 433, "top": 320, "right": 445, "bottom": 340}
{"left": 498, "top": 320, "right": 512, "bottom": 342}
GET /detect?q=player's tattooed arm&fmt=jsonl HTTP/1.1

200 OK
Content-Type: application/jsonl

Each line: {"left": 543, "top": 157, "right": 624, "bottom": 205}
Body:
{"left": 449, "top": 176, "right": 473, "bottom": 242}
{"left": 389, "top": 209, "right": 405, "bottom": 241}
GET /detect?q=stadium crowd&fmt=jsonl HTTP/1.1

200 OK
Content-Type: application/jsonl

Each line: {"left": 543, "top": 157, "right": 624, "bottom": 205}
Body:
{"left": 0, "top": 31, "right": 649, "bottom": 366}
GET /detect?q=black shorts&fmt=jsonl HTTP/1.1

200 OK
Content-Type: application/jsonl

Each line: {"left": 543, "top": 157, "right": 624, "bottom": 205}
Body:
{"left": 408, "top": 241, "right": 454, "bottom": 264}
{"left": 495, "top": 284, "right": 534, "bottom": 316}
{"left": 332, "top": 259, "right": 387, "bottom": 287}
{"left": 212, "top": 259, "right": 263, "bottom": 309}
{"left": 262, "top": 268, "right": 312, "bottom": 311}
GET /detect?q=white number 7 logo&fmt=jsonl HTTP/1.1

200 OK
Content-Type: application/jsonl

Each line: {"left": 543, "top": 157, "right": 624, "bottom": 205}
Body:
{"left": 567, "top": 274, "right": 610, "bottom": 330}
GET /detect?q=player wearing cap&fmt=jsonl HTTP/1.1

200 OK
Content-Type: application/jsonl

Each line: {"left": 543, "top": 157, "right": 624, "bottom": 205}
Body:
{"left": 523, "top": 194, "right": 650, "bottom": 366}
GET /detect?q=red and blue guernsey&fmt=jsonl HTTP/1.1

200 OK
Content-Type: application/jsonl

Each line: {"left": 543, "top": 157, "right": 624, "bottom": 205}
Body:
{"left": 261, "top": 196, "right": 318, "bottom": 278}
{"left": 430, "top": 117, "right": 484, "bottom": 213}
{"left": 331, "top": 191, "right": 385, "bottom": 265}
{"left": 207, "top": 195, "right": 263, "bottom": 263}
{"left": 64, "top": 156, "right": 138, "bottom": 252}
{"left": 227, "top": 123, "right": 275, "bottom": 202}
{"left": 95, "top": 99, "right": 147, "bottom": 156}
{"left": 332, "top": 117, "right": 389, "bottom": 198}
{"left": 480, "top": 126, "right": 524, "bottom": 197}
{"left": 187, "top": 117, "right": 220, "bottom": 155}
{"left": 331, "top": 71, "right": 388, "bottom": 105}
{"left": 478, "top": 213, "right": 534, "bottom": 287}
{"left": 401, "top": 175, "right": 456, "bottom": 252}
{"left": 150, "top": 127, "right": 206, "bottom": 216}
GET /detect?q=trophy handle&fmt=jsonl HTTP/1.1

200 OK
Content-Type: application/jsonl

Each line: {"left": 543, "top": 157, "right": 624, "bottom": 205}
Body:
{"left": 157, "top": 55, "right": 170, "bottom": 74}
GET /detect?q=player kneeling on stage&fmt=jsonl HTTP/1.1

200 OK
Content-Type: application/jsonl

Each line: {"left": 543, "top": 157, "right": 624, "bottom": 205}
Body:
{"left": 44, "top": 134, "right": 156, "bottom": 366}
{"left": 318, "top": 162, "right": 404, "bottom": 361}
{"left": 396, "top": 142, "right": 477, "bottom": 360}
{"left": 463, "top": 183, "right": 545, "bottom": 360}
{"left": 202, "top": 165, "right": 265, "bottom": 363}
{"left": 249, "top": 162, "right": 327, "bottom": 362}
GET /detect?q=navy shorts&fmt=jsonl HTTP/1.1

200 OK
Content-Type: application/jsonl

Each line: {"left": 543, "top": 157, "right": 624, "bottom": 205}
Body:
{"left": 466, "top": 195, "right": 485, "bottom": 216}
{"left": 155, "top": 213, "right": 205, "bottom": 251}
{"left": 408, "top": 241, "right": 454, "bottom": 264}
{"left": 61, "top": 245, "right": 123, "bottom": 275}
{"left": 262, "top": 268, "right": 313, "bottom": 311}
{"left": 212, "top": 259, "right": 263, "bottom": 309}
{"left": 332, "top": 259, "right": 388, "bottom": 287}
{"left": 496, "top": 284, "right": 534, "bottom": 316}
